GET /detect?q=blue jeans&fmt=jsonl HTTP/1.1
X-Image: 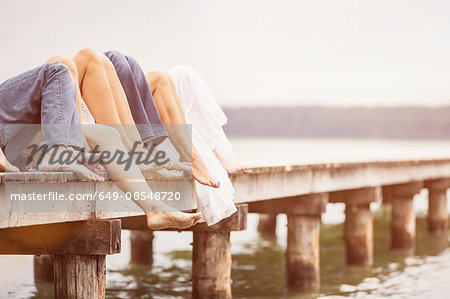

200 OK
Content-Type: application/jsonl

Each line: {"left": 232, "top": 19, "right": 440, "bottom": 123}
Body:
{"left": 104, "top": 50, "right": 168, "bottom": 145}
{"left": 0, "top": 62, "right": 84, "bottom": 161}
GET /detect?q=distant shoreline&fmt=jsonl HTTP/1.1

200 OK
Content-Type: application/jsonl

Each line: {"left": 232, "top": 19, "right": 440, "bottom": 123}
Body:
{"left": 223, "top": 106, "right": 450, "bottom": 139}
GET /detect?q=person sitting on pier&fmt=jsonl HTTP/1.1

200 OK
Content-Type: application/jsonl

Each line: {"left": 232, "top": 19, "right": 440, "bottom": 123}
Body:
{"left": 46, "top": 55, "right": 202, "bottom": 230}
{"left": 83, "top": 49, "right": 249, "bottom": 225}
{"left": 0, "top": 56, "right": 201, "bottom": 230}
{"left": 0, "top": 60, "right": 103, "bottom": 181}
{"left": 70, "top": 48, "right": 191, "bottom": 177}
{"left": 145, "top": 65, "right": 251, "bottom": 225}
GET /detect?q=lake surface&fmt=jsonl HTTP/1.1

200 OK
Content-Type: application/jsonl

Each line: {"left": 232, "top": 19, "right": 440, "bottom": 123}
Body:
{"left": 2, "top": 138, "right": 450, "bottom": 299}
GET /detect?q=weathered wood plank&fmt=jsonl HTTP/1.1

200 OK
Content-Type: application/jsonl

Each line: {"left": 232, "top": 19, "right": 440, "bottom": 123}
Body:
{"left": 122, "top": 204, "right": 248, "bottom": 232}
{"left": 248, "top": 193, "right": 327, "bottom": 215}
{"left": 2, "top": 158, "right": 450, "bottom": 229}
{"left": 0, "top": 220, "right": 121, "bottom": 255}
{"left": 231, "top": 159, "right": 450, "bottom": 204}
{"left": 329, "top": 187, "right": 381, "bottom": 205}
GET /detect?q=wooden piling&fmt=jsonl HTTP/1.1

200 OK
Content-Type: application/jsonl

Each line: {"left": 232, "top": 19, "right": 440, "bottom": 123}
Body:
{"left": 54, "top": 254, "right": 106, "bottom": 299}
{"left": 330, "top": 187, "right": 379, "bottom": 266}
{"left": 0, "top": 220, "right": 121, "bottom": 299}
{"left": 286, "top": 214, "right": 320, "bottom": 290}
{"left": 34, "top": 255, "right": 54, "bottom": 283}
{"left": 425, "top": 179, "right": 450, "bottom": 232}
{"left": 384, "top": 182, "right": 422, "bottom": 248}
{"left": 257, "top": 214, "right": 277, "bottom": 237}
{"left": 249, "top": 193, "right": 327, "bottom": 290}
{"left": 130, "top": 231, "right": 154, "bottom": 265}
{"left": 192, "top": 231, "right": 232, "bottom": 299}
{"left": 191, "top": 204, "right": 247, "bottom": 299}
{"left": 344, "top": 204, "right": 373, "bottom": 265}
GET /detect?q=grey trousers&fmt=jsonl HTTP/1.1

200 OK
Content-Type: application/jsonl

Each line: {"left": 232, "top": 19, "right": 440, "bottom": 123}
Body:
{"left": 0, "top": 62, "right": 84, "bottom": 161}
{"left": 104, "top": 50, "right": 168, "bottom": 145}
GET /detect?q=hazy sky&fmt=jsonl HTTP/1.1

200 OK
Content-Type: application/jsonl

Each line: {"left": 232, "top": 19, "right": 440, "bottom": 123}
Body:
{"left": 1, "top": 0, "right": 450, "bottom": 107}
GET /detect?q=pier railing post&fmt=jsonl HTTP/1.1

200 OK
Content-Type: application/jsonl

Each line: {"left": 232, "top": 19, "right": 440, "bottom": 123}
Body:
{"left": 330, "top": 187, "right": 380, "bottom": 266}
{"left": 191, "top": 204, "right": 248, "bottom": 299}
{"left": 424, "top": 179, "right": 450, "bottom": 232}
{"left": 257, "top": 214, "right": 277, "bottom": 237}
{"left": 130, "top": 231, "right": 154, "bottom": 265}
{"left": 383, "top": 182, "right": 422, "bottom": 249}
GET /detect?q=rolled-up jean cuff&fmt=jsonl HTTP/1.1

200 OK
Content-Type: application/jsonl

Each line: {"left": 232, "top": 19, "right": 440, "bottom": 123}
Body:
{"left": 43, "top": 139, "right": 85, "bottom": 151}
{"left": 139, "top": 130, "right": 156, "bottom": 141}
{"left": 142, "top": 131, "right": 168, "bottom": 145}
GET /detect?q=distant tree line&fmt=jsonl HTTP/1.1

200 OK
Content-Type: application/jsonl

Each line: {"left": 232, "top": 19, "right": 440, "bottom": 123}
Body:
{"left": 222, "top": 106, "right": 450, "bottom": 139}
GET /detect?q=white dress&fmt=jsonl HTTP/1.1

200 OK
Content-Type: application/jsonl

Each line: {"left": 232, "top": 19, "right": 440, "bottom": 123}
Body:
{"left": 168, "top": 65, "right": 237, "bottom": 225}
{"left": 80, "top": 100, "right": 95, "bottom": 124}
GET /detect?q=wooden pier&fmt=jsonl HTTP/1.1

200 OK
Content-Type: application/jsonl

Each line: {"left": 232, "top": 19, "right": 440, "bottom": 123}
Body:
{"left": 1, "top": 158, "right": 450, "bottom": 298}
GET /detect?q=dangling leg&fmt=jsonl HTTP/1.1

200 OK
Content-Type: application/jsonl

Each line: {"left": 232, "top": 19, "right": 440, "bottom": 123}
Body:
{"left": 74, "top": 49, "right": 184, "bottom": 176}
{"left": 103, "top": 50, "right": 167, "bottom": 146}
{"left": 102, "top": 51, "right": 190, "bottom": 173}
{"left": 83, "top": 124, "right": 201, "bottom": 229}
{"left": 0, "top": 60, "right": 103, "bottom": 180}
{"left": 213, "top": 128, "right": 252, "bottom": 174}
{"left": 45, "top": 55, "right": 200, "bottom": 228}
{"left": 167, "top": 66, "right": 251, "bottom": 174}
{"left": 73, "top": 48, "right": 135, "bottom": 151}
{"left": 44, "top": 55, "right": 105, "bottom": 175}
{"left": 146, "top": 71, "right": 220, "bottom": 188}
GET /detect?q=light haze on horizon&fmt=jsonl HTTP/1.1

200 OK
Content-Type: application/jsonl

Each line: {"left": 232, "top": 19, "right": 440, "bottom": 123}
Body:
{"left": 1, "top": 0, "right": 450, "bottom": 108}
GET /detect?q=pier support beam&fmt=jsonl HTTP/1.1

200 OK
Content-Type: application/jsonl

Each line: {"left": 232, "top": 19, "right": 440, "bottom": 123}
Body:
{"left": 257, "top": 214, "right": 277, "bottom": 237}
{"left": 191, "top": 204, "right": 247, "bottom": 299}
{"left": 130, "top": 231, "right": 154, "bottom": 265}
{"left": 0, "top": 220, "right": 121, "bottom": 299}
{"left": 249, "top": 193, "right": 328, "bottom": 290}
{"left": 330, "top": 187, "right": 380, "bottom": 266}
{"left": 384, "top": 182, "right": 422, "bottom": 249}
{"left": 425, "top": 179, "right": 450, "bottom": 232}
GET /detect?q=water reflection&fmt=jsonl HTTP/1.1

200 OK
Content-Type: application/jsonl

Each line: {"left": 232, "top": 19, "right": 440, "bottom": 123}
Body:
{"left": 26, "top": 207, "right": 450, "bottom": 299}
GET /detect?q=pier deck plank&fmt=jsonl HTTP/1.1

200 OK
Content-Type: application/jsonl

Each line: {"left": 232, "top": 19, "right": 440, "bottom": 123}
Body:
{"left": 2, "top": 158, "right": 450, "bottom": 229}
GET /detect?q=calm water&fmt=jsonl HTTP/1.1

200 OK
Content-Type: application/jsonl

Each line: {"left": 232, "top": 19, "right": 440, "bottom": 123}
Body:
{"left": 2, "top": 138, "right": 450, "bottom": 299}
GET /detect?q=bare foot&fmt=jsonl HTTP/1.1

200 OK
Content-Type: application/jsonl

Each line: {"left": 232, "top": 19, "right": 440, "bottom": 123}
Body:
{"left": 191, "top": 153, "right": 220, "bottom": 188}
{"left": 146, "top": 211, "right": 202, "bottom": 230}
{"left": 213, "top": 149, "right": 251, "bottom": 175}
{"left": 164, "top": 160, "right": 192, "bottom": 172}
{"left": 75, "top": 152, "right": 106, "bottom": 174}
{"left": 2, "top": 161, "right": 20, "bottom": 172}
{"left": 0, "top": 149, "right": 20, "bottom": 172}
{"left": 36, "top": 161, "right": 105, "bottom": 181}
